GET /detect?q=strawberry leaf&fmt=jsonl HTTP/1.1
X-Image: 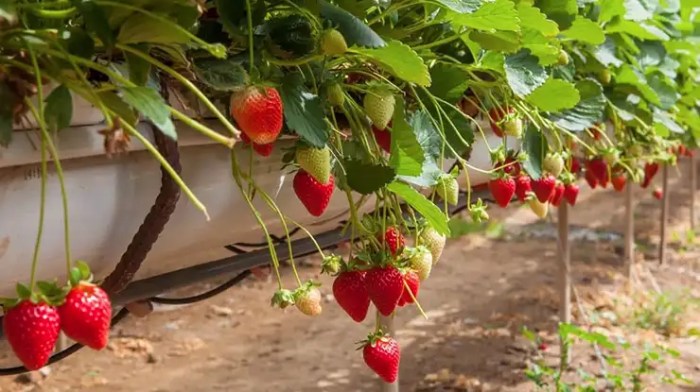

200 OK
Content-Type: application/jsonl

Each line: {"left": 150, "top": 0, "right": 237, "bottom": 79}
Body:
{"left": 448, "top": 0, "right": 520, "bottom": 32}
{"left": 526, "top": 78, "right": 580, "bottom": 112}
{"left": 355, "top": 41, "right": 431, "bottom": 86}
{"left": 387, "top": 182, "right": 450, "bottom": 236}
{"left": 119, "top": 86, "right": 177, "bottom": 139}
{"left": 389, "top": 97, "right": 425, "bottom": 177}
{"left": 193, "top": 58, "right": 248, "bottom": 91}
{"left": 319, "top": 0, "right": 385, "bottom": 48}
{"left": 345, "top": 160, "right": 396, "bottom": 195}
{"left": 279, "top": 73, "right": 330, "bottom": 148}
{"left": 549, "top": 80, "right": 605, "bottom": 131}
{"left": 504, "top": 49, "right": 548, "bottom": 97}
{"left": 44, "top": 85, "right": 73, "bottom": 132}
{"left": 522, "top": 124, "right": 548, "bottom": 180}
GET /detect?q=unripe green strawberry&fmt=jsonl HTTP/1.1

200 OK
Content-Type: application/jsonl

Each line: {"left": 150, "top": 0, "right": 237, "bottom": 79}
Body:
{"left": 320, "top": 29, "right": 348, "bottom": 56}
{"left": 296, "top": 145, "right": 331, "bottom": 184}
{"left": 599, "top": 69, "right": 612, "bottom": 85}
{"left": 504, "top": 118, "right": 523, "bottom": 138}
{"left": 543, "top": 153, "right": 564, "bottom": 177}
{"left": 327, "top": 83, "right": 345, "bottom": 107}
{"left": 406, "top": 246, "right": 433, "bottom": 281}
{"left": 419, "top": 226, "right": 446, "bottom": 264}
{"left": 435, "top": 174, "right": 459, "bottom": 206}
{"left": 558, "top": 50, "right": 570, "bottom": 66}
{"left": 364, "top": 89, "right": 395, "bottom": 130}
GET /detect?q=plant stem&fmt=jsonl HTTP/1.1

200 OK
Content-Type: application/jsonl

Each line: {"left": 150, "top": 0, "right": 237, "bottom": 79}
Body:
{"left": 115, "top": 44, "right": 240, "bottom": 138}
{"left": 245, "top": 0, "right": 255, "bottom": 73}
{"left": 121, "top": 121, "right": 211, "bottom": 221}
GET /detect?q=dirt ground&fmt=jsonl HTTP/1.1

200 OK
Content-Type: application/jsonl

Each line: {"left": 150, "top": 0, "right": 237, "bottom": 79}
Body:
{"left": 1, "top": 161, "right": 700, "bottom": 391}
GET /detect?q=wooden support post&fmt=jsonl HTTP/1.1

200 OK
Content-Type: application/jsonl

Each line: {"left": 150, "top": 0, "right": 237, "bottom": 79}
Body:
{"left": 625, "top": 184, "right": 634, "bottom": 280}
{"left": 379, "top": 313, "right": 399, "bottom": 392}
{"left": 659, "top": 165, "right": 669, "bottom": 265}
{"left": 691, "top": 153, "right": 696, "bottom": 231}
{"left": 557, "top": 204, "right": 571, "bottom": 365}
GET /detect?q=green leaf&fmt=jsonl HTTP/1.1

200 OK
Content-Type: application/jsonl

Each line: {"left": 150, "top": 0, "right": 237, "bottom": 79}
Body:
{"left": 193, "top": 58, "right": 248, "bottom": 91}
{"left": 624, "top": 0, "right": 653, "bottom": 21}
{"left": 398, "top": 111, "right": 445, "bottom": 187}
{"left": 344, "top": 160, "right": 396, "bottom": 194}
{"left": 125, "top": 46, "right": 151, "bottom": 86}
{"left": 522, "top": 124, "right": 547, "bottom": 179}
{"left": 279, "top": 73, "right": 330, "bottom": 148}
{"left": 0, "top": 83, "right": 16, "bottom": 146}
{"left": 428, "top": 63, "right": 470, "bottom": 102}
{"left": 78, "top": 1, "right": 115, "bottom": 48}
{"left": 535, "top": 0, "right": 577, "bottom": 29}
{"left": 562, "top": 17, "right": 606, "bottom": 44}
{"left": 356, "top": 41, "right": 430, "bottom": 86}
{"left": 44, "top": 85, "right": 73, "bottom": 132}
{"left": 616, "top": 65, "right": 660, "bottom": 105}
{"left": 549, "top": 80, "right": 605, "bottom": 131}
{"left": 118, "top": 14, "right": 190, "bottom": 44}
{"left": 653, "top": 108, "right": 684, "bottom": 135}
{"left": 526, "top": 79, "right": 580, "bottom": 111}
{"left": 319, "top": 0, "right": 385, "bottom": 48}
{"left": 449, "top": 0, "right": 520, "bottom": 32}
{"left": 606, "top": 20, "right": 670, "bottom": 40}
{"left": 648, "top": 73, "right": 679, "bottom": 110}
{"left": 598, "top": 0, "right": 625, "bottom": 23}
{"left": 62, "top": 28, "right": 95, "bottom": 59}
{"left": 387, "top": 182, "right": 450, "bottom": 236}
{"left": 593, "top": 37, "right": 623, "bottom": 67}
{"left": 389, "top": 98, "right": 425, "bottom": 177}
{"left": 96, "top": 91, "right": 139, "bottom": 126}
{"left": 470, "top": 30, "right": 522, "bottom": 52}
{"left": 504, "top": 49, "right": 548, "bottom": 97}
{"left": 433, "top": 0, "right": 485, "bottom": 13}
{"left": 119, "top": 86, "right": 177, "bottom": 139}
{"left": 518, "top": 3, "right": 559, "bottom": 36}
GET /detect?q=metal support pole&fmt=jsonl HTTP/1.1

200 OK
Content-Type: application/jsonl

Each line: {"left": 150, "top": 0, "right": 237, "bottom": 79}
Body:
{"left": 378, "top": 313, "right": 399, "bottom": 392}
{"left": 625, "top": 184, "right": 634, "bottom": 279}
{"left": 557, "top": 204, "right": 571, "bottom": 365}
{"left": 659, "top": 165, "right": 669, "bottom": 265}
{"left": 691, "top": 153, "right": 696, "bottom": 231}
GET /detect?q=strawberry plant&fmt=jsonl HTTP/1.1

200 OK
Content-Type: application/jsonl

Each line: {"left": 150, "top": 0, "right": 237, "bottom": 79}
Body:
{"left": 0, "top": 0, "right": 699, "bottom": 381}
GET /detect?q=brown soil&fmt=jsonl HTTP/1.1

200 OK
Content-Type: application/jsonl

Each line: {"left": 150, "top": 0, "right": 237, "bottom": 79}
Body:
{"left": 1, "top": 161, "right": 700, "bottom": 392}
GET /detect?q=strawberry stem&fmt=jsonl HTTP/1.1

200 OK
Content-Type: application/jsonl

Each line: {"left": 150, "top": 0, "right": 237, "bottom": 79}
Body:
{"left": 121, "top": 121, "right": 211, "bottom": 221}
{"left": 230, "top": 151, "right": 285, "bottom": 289}
{"left": 402, "top": 279, "right": 428, "bottom": 320}
{"left": 245, "top": 0, "right": 255, "bottom": 74}
{"left": 25, "top": 47, "right": 49, "bottom": 292}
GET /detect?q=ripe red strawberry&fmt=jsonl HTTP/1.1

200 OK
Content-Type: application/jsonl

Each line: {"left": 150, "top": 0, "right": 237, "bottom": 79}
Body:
{"left": 531, "top": 175, "right": 556, "bottom": 203}
{"left": 372, "top": 126, "right": 391, "bottom": 153}
{"left": 397, "top": 271, "right": 420, "bottom": 307}
{"left": 488, "top": 107, "right": 514, "bottom": 137}
{"left": 488, "top": 177, "right": 516, "bottom": 208}
{"left": 230, "top": 86, "right": 284, "bottom": 145}
{"left": 240, "top": 132, "right": 273, "bottom": 157}
{"left": 642, "top": 162, "right": 659, "bottom": 188}
{"left": 4, "top": 300, "right": 60, "bottom": 370}
{"left": 364, "top": 266, "right": 404, "bottom": 316}
{"left": 549, "top": 182, "right": 565, "bottom": 207}
{"left": 58, "top": 283, "right": 112, "bottom": 350}
{"left": 501, "top": 156, "right": 521, "bottom": 176}
{"left": 653, "top": 188, "right": 663, "bottom": 200}
{"left": 293, "top": 170, "right": 335, "bottom": 216}
{"left": 363, "top": 335, "right": 401, "bottom": 383}
{"left": 570, "top": 157, "right": 582, "bottom": 174}
{"left": 585, "top": 169, "right": 598, "bottom": 189}
{"left": 587, "top": 158, "right": 609, "bottom": 187}
{"left": 459, "top": 95, "right": 480, "bottom": 117}
{"left": 333, "top": 271, "right": 370, "bottom": 322}
{"left": 381, "top": 227, "right": 405, "bottom": 255}
{"left": 514, "top": 175, "right": 532, "bottom": 202}
{"left": 564, "top": 183, "right": 579, "bottom": 206}
{"left": 611, "top": 173, "right": 626, "bottom": 192}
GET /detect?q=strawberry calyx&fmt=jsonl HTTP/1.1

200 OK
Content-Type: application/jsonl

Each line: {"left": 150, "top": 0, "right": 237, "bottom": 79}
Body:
{"left": 356, "top": 329, "right": 390, "bottom": 350}
{"left": 469, "top": 199, "right": 489, "bottom": 222}
{"left": 320, "top": 254, "right": 345, "bottom": 275}
{"left": 270, "top": 289, "right": 295, "bottom": 309}
{"left": 292, "top": 280, "right": 321, "bottom": 301}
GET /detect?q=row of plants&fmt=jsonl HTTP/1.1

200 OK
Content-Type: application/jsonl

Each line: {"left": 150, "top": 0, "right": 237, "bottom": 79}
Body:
{"left": 0, "top": 0, "right": 698, "bottom": 382}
